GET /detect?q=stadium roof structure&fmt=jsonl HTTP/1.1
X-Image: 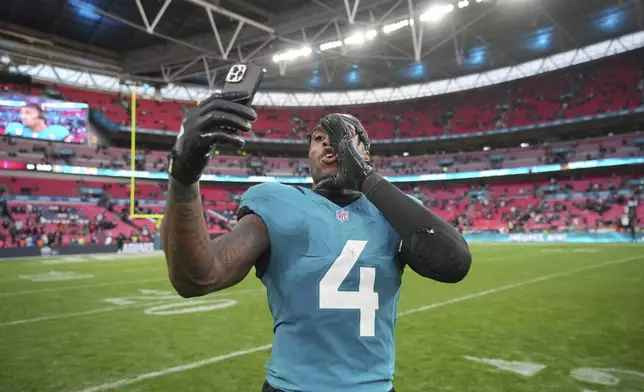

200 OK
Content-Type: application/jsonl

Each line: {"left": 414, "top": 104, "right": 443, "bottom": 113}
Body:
{"left": 0, "top": 0, "right": 642, "bottom": 94}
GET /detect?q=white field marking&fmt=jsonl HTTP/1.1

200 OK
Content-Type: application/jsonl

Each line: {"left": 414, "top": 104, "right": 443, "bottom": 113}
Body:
{"left": 70, "top": 255, "right": 642, "bottom": 392}
{"left": 0, "top": 278, "right": 166, "bottom": 297}
{"left": 74, "top": 344, "right": 274, "bottom": 392}
{"left": 398, "top": 254, "right": 643, "bottom": 317}
{"left": 0, "top": 289, "right": 264, "bottom": 327}
{"left": 464, "top": 355, "right": 546, "bottom": 377}
{"left": 122, "top": 267, "right": 160, "bottom": 273}
{"left": 570, "top": 368, "right": 620, "bottom": 386}
{"left": 143, "top": 299, "right": 237, "bottom": 315}
{"left": 540, "top": 248, "right": 600, "bottom": 254}
{"left": 41, "top": 257, "right": 88, "bottom": 264}
{"left": 18, "top": 271, "right": 94, "bottom": 282}
{"left": 570, "top": 368, "right": 644, "bottom": 386}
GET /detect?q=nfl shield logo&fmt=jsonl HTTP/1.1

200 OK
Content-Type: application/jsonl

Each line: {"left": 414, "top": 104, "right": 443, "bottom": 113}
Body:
{"left": 336, "top": 209, "right": 349, "bottom": 222}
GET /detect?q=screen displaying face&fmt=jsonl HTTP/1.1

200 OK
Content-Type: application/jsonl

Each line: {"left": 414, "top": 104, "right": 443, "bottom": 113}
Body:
{"left": 0, "top": 93, "right": 89, "bottom": 144}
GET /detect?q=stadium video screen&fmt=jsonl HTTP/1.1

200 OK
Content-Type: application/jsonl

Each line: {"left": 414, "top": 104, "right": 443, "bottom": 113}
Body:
{"left": 0, "top": 92, "right": 89, "bottom": 144}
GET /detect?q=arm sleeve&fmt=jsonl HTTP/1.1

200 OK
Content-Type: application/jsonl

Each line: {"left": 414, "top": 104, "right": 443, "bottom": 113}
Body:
{"left": 362, "top": 173, "right": 472, "bottom": 283}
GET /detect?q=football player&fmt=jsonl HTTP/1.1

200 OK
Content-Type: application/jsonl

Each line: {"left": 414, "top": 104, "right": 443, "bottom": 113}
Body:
{"left": 5, "top": 103, "right": 70, "bottom": 141}
{"left": 162, "top": 91, "right": 472, "bottom": 392}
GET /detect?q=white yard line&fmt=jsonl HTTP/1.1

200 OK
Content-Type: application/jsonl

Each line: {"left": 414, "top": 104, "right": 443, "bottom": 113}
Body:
{"left": 399, "top": 254, "right": 642, "bottom": 316}
{"left": 0, "top": 278, "right": 167, "bottom": 297}
{"left": 0, "top": 288, "right": 265, "bottom": 327}
{"left": 75, "top": 345, "right": 274, "bottom": 392}
{"left": 70, "top": 254, "right": 643, "bottom": 392}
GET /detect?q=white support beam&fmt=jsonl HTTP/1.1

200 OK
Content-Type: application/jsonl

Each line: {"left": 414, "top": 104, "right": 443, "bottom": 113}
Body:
{"left": 227, "top": 21, "right": 245, "bottom": 60}
{"left": 311, "top": 19, "right": 334, "bottom": 42}
{"left": 134, "top": 0, "right": 173, "bottom": 34}
{"left": 206, "top": 11, "right": 245, "bottom": 60}
{"left": 451, "top": 20, "right": 462, "bottom": 66}
{"left": 421, "top": 0, "right": 498, "bottom": 59}
{"left": 160, "top": 65, "right": 171, "bottom": 82}
{"left": 407, "top": 0, "right": 423, "bottom": 62}
{"left": 134, "top": 0, "right": 152, "bottom": 32}
{"left": 206, "top": 9, "right": 226, "bottom": 59}
{"left": 333, "top": 19, "right": 346, "bottom": 55}
{"left": 301, "top": 28, "right": 308, "bottom": 44}
{"left": 169, "top": 56, "right": 203, "bottom": 80}
{"left": 241, "top": 37, "right": 273, "bottom": 63}
{"left": 91, "top": 5, "right": 224, "bottom": 59}
{"left": 277, "top": 61, "right": 288, "bottom": 76}
{"left": 321, "top": 58, "right": 337, "bottom": 83}
{"left": 202, "top": 56, "right": 216, "bottom": 89}
{"left": 343, "top": 0, "right": 361, "bottom": 24}
{"left": 149, "top": 0, "right": 173, "bottom": 33}
{"left": 184, "top": 0, "right": 274, "bottom": 34}
{"left": 377, "top": 0, "right": 404, "bottom": 24}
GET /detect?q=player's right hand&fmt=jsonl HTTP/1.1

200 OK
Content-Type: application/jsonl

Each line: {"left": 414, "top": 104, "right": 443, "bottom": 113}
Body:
{"left": 168, "top": 91, "right": 257, "bottom": 186}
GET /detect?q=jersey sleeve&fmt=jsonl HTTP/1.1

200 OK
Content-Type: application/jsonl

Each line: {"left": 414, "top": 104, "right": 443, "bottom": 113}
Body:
{"left": 238, "top": 182, "right": 284, "bottom": 222}
{"left": 46, "top": 125, "right": 70, "bottom": 141}
{"left": 238, "top": 182, "right": 297, "bottom": 278}
{"left": 5, "top": 123, "right": 22, "bottom": 136}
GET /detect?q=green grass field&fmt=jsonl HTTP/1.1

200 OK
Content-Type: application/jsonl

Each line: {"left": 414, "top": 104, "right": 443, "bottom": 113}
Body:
{"left": 1, "top": 244, "right": 643, "bottom": 392}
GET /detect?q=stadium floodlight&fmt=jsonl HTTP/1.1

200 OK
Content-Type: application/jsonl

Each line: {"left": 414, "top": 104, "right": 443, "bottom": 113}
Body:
{"left": 344, "top": 30, "right": 378, "bottom": 46}
{"left": 420, "top": 4, "right": 455, "bottom": 23}
{"left": 365, "top": 29, "right": 378, "bottom": 39}
{"left": 383, "top": 18, "right": 414, "bottom": 34}
{"left": 272, "top": 47, "right": 312, "bottom": 63}
{"left": 521, "top": 143, "right": 530, "bottom": 148}
{"left": 320, "top": 40, "right": 343, "bottom": 51}
{"left": 458, "top": 0, "right": 470, "bottom": 8}
{"left": 0, "top": 55, "right": 10, "bottom": 64}
{"left": 483, "top": 146, "right": 491, "bottom": 151}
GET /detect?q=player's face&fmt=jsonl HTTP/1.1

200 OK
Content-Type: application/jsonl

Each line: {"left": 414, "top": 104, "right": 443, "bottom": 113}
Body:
{"left": 308, "top": 123, "right": 366, "bottom": 184}
{"left": 20, "top": 107, "right": 41, "bottom": 127}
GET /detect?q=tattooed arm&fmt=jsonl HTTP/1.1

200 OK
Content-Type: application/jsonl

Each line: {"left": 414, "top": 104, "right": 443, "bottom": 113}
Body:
{"left": 161, "top": 178, "right": 270, "bottom": 298}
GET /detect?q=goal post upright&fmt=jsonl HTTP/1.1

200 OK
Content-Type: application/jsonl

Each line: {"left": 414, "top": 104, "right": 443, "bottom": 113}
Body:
{"left": 129, "top": 86, "right": 164, "bottom": 222}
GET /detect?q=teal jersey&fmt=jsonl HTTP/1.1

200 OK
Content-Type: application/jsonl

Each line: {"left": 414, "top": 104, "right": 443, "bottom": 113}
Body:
{"left": 5, "top": 123, "right": 69, "bottom": 141}
{"left": 240, "top": 182, "right": 402, "bottom": 392}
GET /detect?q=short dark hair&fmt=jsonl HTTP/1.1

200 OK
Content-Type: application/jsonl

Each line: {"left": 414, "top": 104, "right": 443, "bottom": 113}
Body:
{"left": 21, "top": 103, "right": 44, "bottom": 115}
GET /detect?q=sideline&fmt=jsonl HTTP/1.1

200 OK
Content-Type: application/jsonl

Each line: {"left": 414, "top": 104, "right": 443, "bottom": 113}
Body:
{"left": 71, "top": 254, "right": 643, "bottom": 392}
{"left": 0, "top": 251, "right": 165, "bottom": 263}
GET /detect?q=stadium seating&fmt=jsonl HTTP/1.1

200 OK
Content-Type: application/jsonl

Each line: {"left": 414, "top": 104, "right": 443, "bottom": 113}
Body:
{"left": 1, "top": 132, "right": 642, "bottom": 178}
{"left": 2, "top": 170, "right": 642, "bottom": 247}
{"left": 11, "top": 49, "right": 630, "bottom": 140}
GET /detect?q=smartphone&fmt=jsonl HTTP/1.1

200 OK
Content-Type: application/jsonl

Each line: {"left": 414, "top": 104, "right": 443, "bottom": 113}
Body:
{"left": 221, "top": 64, "right": 266, "bottom": 106}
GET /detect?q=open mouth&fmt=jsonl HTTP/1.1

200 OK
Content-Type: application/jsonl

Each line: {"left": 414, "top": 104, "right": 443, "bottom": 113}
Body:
{"left": 321, "top": 153, "right": 337, "bottom": 164}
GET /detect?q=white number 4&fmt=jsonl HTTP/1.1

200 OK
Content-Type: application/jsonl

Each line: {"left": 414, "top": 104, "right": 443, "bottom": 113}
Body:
{"left": 319, "top": 240, "right": 379, "bottom": 337}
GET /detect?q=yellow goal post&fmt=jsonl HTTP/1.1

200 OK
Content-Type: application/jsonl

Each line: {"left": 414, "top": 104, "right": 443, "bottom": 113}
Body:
{"left": 128, "top": 87, "right": 164, "bottom": 223}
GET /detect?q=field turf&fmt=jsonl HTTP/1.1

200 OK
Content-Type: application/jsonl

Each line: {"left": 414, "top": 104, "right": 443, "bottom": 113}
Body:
{"left": 1, "top": 243, "right": 643, "bottom": 392}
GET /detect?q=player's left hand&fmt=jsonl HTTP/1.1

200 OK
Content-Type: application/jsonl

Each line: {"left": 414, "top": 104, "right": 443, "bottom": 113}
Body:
{"left": 316, "top": 114, "right": 374, "bottom": 191}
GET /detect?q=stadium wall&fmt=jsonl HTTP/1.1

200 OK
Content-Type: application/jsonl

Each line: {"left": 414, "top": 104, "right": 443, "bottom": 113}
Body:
{"left": 0, "top": 242, "right": 159, "bottom": 259}
{"left": 464, "top": 232, "right": 643, "bottom": 244}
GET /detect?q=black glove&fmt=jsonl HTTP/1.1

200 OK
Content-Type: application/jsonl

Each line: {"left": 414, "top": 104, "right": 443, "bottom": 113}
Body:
{"left": 168, "top": 91, "right": 257, "bottom": 186}
{"left": 315, "top": 114, "right": 374, "bottom": 192}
